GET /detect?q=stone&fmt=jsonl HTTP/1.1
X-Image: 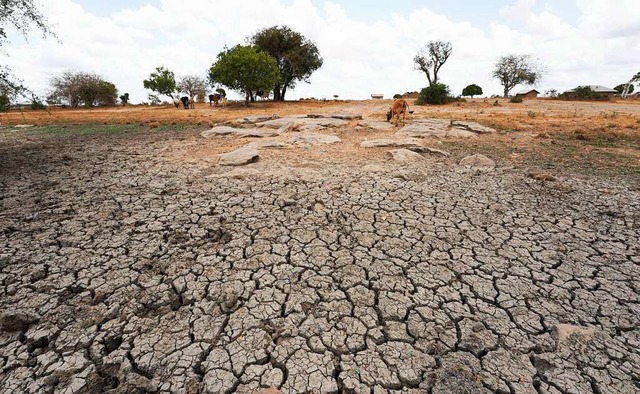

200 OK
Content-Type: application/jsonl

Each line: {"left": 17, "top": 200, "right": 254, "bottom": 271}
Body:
{"left": 0, "top": 312, "right": 39, "bottom": 332}
{"left": 237, "top": 115, "right": 279, "bottom": 124}
{"left": 307, "top": 114, "right": 362, "bottom": 120}
{"left": 452, "top": 120, "right": 496, "bottom": 134}
{"left": 528, "top": 171, "right": 557, "bottom": 181}
{"left": 201, "top": 126, "right": 238, "bottom": 137}
{"left": 288, "top": 132, "right": 341, "bottom": 145}
{"left": 357, "top": 120, "right": 395, "bottom": 131}
{"left": 219, "top": 147, "right": 260, "bottom": 166}
{"left": 389, "top": 149, "right": 423, "bottom": 163}
{"left": 360, "top": 138, "right": 423, "bottom": 149}
{"left": 459, "top": 154, "right": 495, "bottom": 169}
{"left": 243, "top": 140, "right": 291, "bottom": 150}
{"left": 257, "top": 117, "right": 347, "bottom": 129}
{"left": 396, "top": 119, "right": 477, "bottom": 139}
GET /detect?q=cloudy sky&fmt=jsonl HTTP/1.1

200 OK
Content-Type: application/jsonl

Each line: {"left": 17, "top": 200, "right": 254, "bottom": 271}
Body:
{"left": 4, "top": 0, "right": 640, "bottom": 103}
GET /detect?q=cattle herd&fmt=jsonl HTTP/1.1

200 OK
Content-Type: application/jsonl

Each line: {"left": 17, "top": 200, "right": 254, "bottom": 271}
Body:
{"left": 172, "top": 93, "right": 228, "bottom": 109}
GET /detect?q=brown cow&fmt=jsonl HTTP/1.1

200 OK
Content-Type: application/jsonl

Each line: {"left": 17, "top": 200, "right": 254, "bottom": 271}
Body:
{"left": 386, "top": 98, "right": 413, "bottom": 126}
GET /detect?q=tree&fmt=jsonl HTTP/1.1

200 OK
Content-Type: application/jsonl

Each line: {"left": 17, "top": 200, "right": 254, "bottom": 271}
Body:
{"left": 462, "top": 84, "right": 483, "bottom": 98}
{"left": 143, "top": 67, "right": 177, "bottom": 100}
{"left": 250, "top": 26, "right": 323, "bottom": 101}
{"left": 614, "top": 84, "right": 634, "bottom": 95}
{"left": 209, "top": 45, "right": 280, "bottom": 106}
{"left": 619, "top": 72, "right": 640, "bottom": 97}
{"left": 119, "top": 93, "right": 130, "bottom": 106}
{"left": 413, "top": 41, "right": 453, "bottom": 86}
{"left": 492, "top": 54, "right": 544, "bottom": 98}
{"left": 47, "top": 71, "right": 118, "bottom": 107}
{"left": 178, "top": 75, "right": 207, "bottom": 102}
{"left": 1, "top": 0, "right": 56, "bottom": 109}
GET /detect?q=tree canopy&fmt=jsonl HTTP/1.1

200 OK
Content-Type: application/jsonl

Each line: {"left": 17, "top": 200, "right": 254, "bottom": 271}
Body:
{"left": 462, "top": 84, "right": 483, "bottom": 98}
{"left": 1, "top": 0, "right": 56, "bottom": 109}
{"left": 492, "top": 54, "right": 544, "bottom": 98}
{"left": 209, "top": 45, "right": 280, "bottom": 105}
{"left": 47, "top": 71, "right": 118, "bottom": 107}
{"left": 250, "top": 26, "right": 323, "bottom": 101}
{"left": 614, "top": 83, "right": 634, "bottom": 95}
{"left": 143, "top": 67, "right": 177, "bottom": 100}
{"left": 413, "top": 41, "right": 453, "bottom": 86}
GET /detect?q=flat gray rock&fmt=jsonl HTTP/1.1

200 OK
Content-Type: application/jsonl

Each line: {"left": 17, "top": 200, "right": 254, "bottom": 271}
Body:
{"left": 389, "top": 149, "right": 423, "bottom": 163}
{"left": 201, "top": 126, "right": 240, "bottom": 137}
{"left": 289, "top": 132, "right": 341, "bottom": 145}
{"left": 397, "top": 120, "right": 477, "bottom": 139}
{"left": 357, "top": 120, "right": 395, "bottom": 131}
{"left": 243, "top": 140, "right": 291, "bottom": 150}
{"left": 236, "top": 115, "right": 278, "bottom": 124}
{"left": 360, "top": 138, "right": 423, "bottom": 149}
{"left": 459, "top": 154, "right": 495, "bottom": 169}
{"left": 258, "top": 117, "right": 347, "bottom": 129}
{"left": 307, "top": 114, "right": 363, "bottom": 120}
{"left": 452, "top": 120, "right": 496, "bottom": 134}
{"left": 219, "top": 147, "right": 260, "bottom": 166}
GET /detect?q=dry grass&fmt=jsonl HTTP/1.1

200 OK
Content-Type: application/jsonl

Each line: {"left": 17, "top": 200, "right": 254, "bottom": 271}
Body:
{"left": 1, "top": 97, "right": 638, "bottom": 178}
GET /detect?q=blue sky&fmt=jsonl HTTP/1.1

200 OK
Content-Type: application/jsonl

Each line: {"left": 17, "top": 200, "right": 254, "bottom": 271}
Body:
{"left": 5, "top": 0, "right": 640, "bottom": 102}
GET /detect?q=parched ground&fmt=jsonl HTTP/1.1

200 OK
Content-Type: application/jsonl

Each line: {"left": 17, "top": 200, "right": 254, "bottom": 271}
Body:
{"left": 0, "top": 99, "right": 639, "bottom": 393}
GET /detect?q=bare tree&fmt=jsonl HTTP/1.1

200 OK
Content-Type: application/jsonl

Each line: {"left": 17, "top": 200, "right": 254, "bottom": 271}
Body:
{"left": 177, "top": 75, "right": 208, "bottom": 102}
{"left": 413, "top": 41, "right": 453, "bottom": 86}
{"left": 492, "top": 54, "right": 545, "bottom": 98}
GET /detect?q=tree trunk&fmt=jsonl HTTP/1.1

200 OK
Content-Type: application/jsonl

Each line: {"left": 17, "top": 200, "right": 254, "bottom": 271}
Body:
{"left": 244, "top": 92, "right": 250, "bottom": 106}
{"left": 281, "top": 85, "right": 287, "bottom": 101}
{"left": 273, "top": 84, "right": 282, "bottom": 101}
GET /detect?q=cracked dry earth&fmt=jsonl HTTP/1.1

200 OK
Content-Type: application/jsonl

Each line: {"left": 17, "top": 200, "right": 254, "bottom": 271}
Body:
{"left": 1, "top": 129, "right": 639, "bottom": 394}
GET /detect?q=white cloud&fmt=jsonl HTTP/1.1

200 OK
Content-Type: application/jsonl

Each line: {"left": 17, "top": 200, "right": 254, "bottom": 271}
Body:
{"left": 3, "top": 0, "right": 640, "bottom": 103}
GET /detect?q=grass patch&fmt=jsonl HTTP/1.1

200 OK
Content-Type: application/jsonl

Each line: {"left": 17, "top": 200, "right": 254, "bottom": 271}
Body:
{"left": 23, "top": 123, "right": 196, "bottom": 137}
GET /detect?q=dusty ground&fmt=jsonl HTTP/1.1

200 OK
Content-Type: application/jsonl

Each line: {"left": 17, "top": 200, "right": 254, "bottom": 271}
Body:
{"left": 0, "top": 99, "right": 639, "bottom": 393}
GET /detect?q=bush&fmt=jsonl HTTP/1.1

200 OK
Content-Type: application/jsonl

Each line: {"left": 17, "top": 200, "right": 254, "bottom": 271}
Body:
{"left": 0, "top": 94, "right": 10, "bottom": 112}
{"left": 393, "top": 94, "right": 402, "bottom": 99}
{"left": 415, "top": 83, "right": 452, "bottom": 105}
{"left": 510, "top": 96, "right": 523, "bottom": 103}
{"left": 30, "top": 98, "right": 46, "bottom": 110}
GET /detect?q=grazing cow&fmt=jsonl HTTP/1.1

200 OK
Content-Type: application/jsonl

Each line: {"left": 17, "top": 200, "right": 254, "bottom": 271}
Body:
{"left": 180, "top": 96, "right": 190, "bottom": 110}
{"left": 209, "top": 93, "right": 222, "bottom": 106}
{"left": 173, "top": 97, "right": 181, "bottom": 109}
{"left": 386, "top": 98, "right": 413, "bottom": 126}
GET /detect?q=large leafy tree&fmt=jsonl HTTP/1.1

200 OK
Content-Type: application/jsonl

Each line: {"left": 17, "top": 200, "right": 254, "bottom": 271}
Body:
{"left": 47, "top": 71, "right": 118, "bottom": 107}
{"left": 413, "top": 40, "right": 452, "bottom": 86}
{"left": 209, "top": 45, "right": 280, "bottom": 106}
{"left": 492, "top": 54, "right": 544, "bottom": 98}
{"left": 614, "top": 83, "right": 634, "bottom": 95}
{"left": 1, "top": 0, "right": 56, "bottom": 110}
{"left": 250, "top": 26, "right": 323, "bottom": 101}
{"left": 178, "top": 75, "right": 208, "bottom": 102}
{"left": 143, "top": 66, "right": 177, "bottom": 100}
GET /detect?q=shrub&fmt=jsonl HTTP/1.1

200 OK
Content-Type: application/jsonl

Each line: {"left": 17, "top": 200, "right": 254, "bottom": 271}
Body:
{"left": 0, "top": 94, "right": 10, "bottom": 112}
{"left": 393, "top": 94, "right": 402, "bottom": 99}
{"left": 30, "top": 97, "right": 46, "bottom": 110}
{"left": 415, "top": 83, "right": 452, "bottom": 105}
{"left": 510, "top": 96, "right": 523, "bottom": 103}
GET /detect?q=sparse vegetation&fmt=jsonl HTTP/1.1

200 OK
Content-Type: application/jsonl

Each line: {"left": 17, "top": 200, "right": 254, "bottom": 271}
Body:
{"left": 560, "top": 86, "right": 610, "bottom": 101}
{"left": 510, "top": 96, "right": 523, "bottom": 103}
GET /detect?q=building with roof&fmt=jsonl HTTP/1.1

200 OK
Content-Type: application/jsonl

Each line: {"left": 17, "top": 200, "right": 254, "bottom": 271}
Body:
{"left": 564, "top": 85, "right": 618, "bottom": 96}
{"left": 514, "top": 89, "right": 540, "bottom": 99}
